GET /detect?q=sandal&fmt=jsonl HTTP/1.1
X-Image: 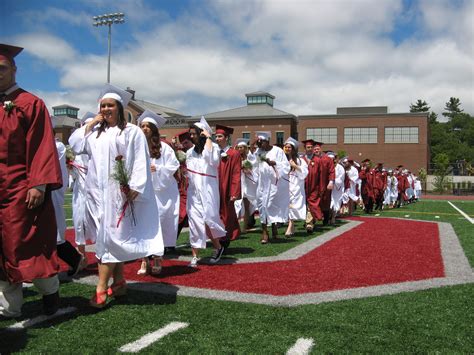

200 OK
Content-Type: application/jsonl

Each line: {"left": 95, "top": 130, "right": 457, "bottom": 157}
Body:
{"left": 151, "top": 256, "right": 162, "bottom": 276}
{"left": 137, "top": 259, "right": 149, "bottom": 275}
{"left": 90, "top": 290, "right": 108, "bottom": 308}
{"left": 107, "top": 279, "right": 127, "bottom": 298}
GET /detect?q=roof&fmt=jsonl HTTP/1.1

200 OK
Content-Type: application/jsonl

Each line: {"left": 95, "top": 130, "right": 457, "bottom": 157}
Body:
{"left": 193, "top": 104, "right": 294, "bottom": 121}
{"left": 131, "top": 99, "right": 185, "bottom": 119}
{"left": 52, "top": 104, "right": 80, "bottom": 110}
{"left": 52, "top": 115, "right": 80, "bottom": 128}
{"left": 298, "top": 112, "right": 429, "bottom": 120}
{"left": 245, "top": 91, "right": 275, "bottom": 99}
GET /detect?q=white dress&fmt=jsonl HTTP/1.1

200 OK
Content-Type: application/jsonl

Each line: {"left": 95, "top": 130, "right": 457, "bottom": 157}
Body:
{"left": 186, "top": 142, "right": 226, "bottom": 249}
{"left": 235, "top": 152, "right": 258, "bottom": 218}
{"left": 69, "top": 123, "right": 163, "bottom": 263}
{"left": 51, "top": 139, "right": 68, "bottom": 244}
{"left": 255, "top": 146, "right": 291, "bottom": 225}
{"left": 151, "top": 142, "right": 180, "bottom": 248}
{"left": 331, "top": 163, "right": 346, "bottom": 212}
{"left": 288, "top": 157, "right": 308, "bottom": 220}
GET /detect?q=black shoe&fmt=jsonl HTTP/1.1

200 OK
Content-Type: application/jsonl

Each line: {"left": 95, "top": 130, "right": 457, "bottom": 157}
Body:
{"left": 43, "top": 291, "right": 60, "bottom": 316}
{"left": 209, "top": 247, "right": 225, "bottom": 264}
{"left": 164, "top": 247, "right": 177, "bottom": 255}
{"left": 220, "top": 239, "right": 230, "bottom": 249}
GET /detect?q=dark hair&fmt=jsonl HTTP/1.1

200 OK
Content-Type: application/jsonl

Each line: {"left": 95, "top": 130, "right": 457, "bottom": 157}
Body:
{"left": 96, "top": 100, "right": 127, "bottom": 138}
{"left": 190, "top": 124, "right": 206, "bottom": 155}
{"left": 285, "top": 143, "right": 299, "bottom": 171}
{"left": 142, "top": 122, "right": 162, "bottom": 159}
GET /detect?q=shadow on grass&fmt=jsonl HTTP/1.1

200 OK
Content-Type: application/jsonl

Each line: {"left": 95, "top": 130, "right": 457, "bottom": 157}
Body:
{"left": 0, "top": 285, "right": 180, "bottom": 353}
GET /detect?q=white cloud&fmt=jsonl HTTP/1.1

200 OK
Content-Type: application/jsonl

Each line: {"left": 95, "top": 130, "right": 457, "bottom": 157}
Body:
{"left": 18, "top": 0, "right": 474, "bottom": 120}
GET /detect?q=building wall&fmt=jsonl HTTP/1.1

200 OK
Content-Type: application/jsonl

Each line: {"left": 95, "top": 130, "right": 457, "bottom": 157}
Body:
{"left": 298, "top": 113, "right": 429, "bottom": 171}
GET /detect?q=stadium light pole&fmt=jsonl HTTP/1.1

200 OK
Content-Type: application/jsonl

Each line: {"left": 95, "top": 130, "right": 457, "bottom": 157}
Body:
{"left": 92, "top": 12, "right": 125, "bottom": 83}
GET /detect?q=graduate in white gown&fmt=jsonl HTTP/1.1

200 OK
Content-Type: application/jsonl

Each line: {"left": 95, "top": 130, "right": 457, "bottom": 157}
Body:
{"left": 136, "top": 110, "right": 179, "bottom": 275}
{"left": 186, "top": 117, "right": 226, "bottom": 267}
{"left": 283, "top": 137, "right": 308, "bottom": 237}
{"left": 69, "top": 112, "right": 95, "bottom": 258}
{"left": 69, "top": 84, "right": 163, "bottom": 308}
{"left": 254, "top": 131, "right": 291, "bottom": 243}
{"left": 51, "top": 130, "right": 84, "bottom": 277}
{"left": 330, "top": 153, "right": 346, "bottom": 223}
{"left": 234, "top": 138, "right": 258, "bottom": 231}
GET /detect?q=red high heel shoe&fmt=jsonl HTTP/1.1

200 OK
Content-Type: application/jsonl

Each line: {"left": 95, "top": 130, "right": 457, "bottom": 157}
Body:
{"left": 107, "top": 279, "right": 127, "bottom": 298}
{"left": 90, "top": 290, "right": 108, "bottom": 308}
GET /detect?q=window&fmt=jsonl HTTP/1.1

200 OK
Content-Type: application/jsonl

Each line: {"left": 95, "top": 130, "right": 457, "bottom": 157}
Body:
{"left": 306, "top": 128, "right": 337, "bottom": 144}
{"left": 242, "top": 132, "right": 250, "bottom": 140}
{"left": 385, "top": 127, "right": 419, "bottom": 143}
{"left": 276, "top": 131, "right": 284, "bottom": 146}
{"left": 344, "top": 127, "right": 377, "bottom": 144}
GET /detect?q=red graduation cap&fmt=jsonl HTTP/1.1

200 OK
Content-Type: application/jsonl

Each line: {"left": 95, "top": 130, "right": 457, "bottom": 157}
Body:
{"left": 176, "top": 130, "right": 191, "bottom": 143}
{"left": 361, "top": 158, "right": 371, "bottom": 163}
{"left": 0, "top": 44, "right": 24, "bottom": 64}
{"left": 215, "top": 124, "right": 234, "bottom": 136}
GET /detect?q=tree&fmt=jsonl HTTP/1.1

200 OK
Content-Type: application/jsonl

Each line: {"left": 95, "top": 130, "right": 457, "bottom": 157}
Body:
{"left": 432, "top": 153, "right": 452, "bottom": 193}
{"left": 410, "top": 99, "right": 437, "bottom": 124}
{"left": 442, "top": 97, "right": 463, "bottom": 120}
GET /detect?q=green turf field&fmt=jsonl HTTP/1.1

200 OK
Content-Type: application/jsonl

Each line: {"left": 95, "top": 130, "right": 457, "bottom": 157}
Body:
{"left": 1, "top": 198, "right": 473, "bottom": 353}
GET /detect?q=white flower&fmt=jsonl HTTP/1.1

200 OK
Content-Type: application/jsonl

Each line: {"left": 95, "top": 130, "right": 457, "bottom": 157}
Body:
{"left": 221, "top": 152, "right": 228, "bottom": 159}
{"left": 3, "top": 100, "right": 16, "bottom": 113}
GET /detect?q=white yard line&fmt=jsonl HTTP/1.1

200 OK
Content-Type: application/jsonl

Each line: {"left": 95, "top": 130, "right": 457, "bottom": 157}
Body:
{"left": 6, "top": 307, "right": 77, "bottom": 331}
{"left": 118, "top": 322, "right": 189, "bottom": 353}
{"left": 286, "top": 338, "right": 315, "bottom": 355}
{"left": 448, "top": 201, "right": 474, "bottom": 224}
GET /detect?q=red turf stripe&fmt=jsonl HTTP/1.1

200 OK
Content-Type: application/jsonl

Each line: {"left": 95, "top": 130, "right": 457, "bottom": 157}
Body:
{"left": 67, "top": 218, "right": 444, "bottom": 295}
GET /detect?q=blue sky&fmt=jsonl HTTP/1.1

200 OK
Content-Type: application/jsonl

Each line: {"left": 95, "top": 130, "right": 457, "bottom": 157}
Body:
{"left": 1, "top": 0, "right": 472, "bottom": 118}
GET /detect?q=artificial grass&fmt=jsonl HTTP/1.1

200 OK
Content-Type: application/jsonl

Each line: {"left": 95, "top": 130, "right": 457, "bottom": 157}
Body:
{"left": 374, "top": 200, "right": 474, "bottom": 267}
{"left": 1, "top": 281, "right": 473, "bottom": 353}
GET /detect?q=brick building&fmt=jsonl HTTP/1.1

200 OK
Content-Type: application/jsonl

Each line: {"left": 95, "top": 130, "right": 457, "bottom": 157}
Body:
{"left": 298, "top": 106, "right": 429, "bottom": 171}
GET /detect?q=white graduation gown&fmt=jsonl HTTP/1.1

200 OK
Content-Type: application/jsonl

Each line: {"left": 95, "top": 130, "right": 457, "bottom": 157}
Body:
{"left": 68, "top": 147, "right": 93, "bottom": 245}
{"left": 331, "top": 163, "right": 346, "bottom": 212}
{"left": 186, "top": 142, "right": 226, "bottom": 249}
{"left": 235, "top": 152, "right": 258, "bottom": 218}
{"left": 288, "top": 157, "right": 308, "bottom": 221}
{"left": 69, "top": 123, "right": 163, "bottom": 263}
{"left": 151, "top": 142, "right": 180, "bottom": 247}
{"left": 52, "top": 139, "right": 68, "bottom": 244}
{"left": 256, "top": 146, "right": 291, "bottom": 225}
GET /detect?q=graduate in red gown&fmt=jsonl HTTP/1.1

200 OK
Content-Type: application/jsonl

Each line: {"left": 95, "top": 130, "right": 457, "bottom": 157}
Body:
{"left": 175, "top": 130, "right": 193, "bottom": 240}
{"left": 359, "top": 159, "right": 375, "bottom": 213}
{"left": 0, "top": 44, "right": 62, "bottom": 318}
{"left": 318, "top": 151, "right": 335, "bottom": 225}
{"left": 215, "top": 124, "right": 242, "bottom": 246}
{"left": 301, "top": 139, "right": 322, "bottom": 233}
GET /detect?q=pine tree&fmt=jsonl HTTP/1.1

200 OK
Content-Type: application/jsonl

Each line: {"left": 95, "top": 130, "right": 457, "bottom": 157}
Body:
{"left": 442, "top": 97, "right": 463, "bottom": 120}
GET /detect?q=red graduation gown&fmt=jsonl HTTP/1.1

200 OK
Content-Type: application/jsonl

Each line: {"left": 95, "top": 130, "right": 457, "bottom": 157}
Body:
{"left": 0, "top": 88, "right": 62, "bottom": 283}
{"left": 318, "top": 155, "right": 335, "bottom": 212}
{"left": 359, "top": 167, "right": 375, "bottom": 205}
{"left": 218, "top": 147, "right": 241, "bottom": 240}
{"left": 303, "top": 155, "right": 322, "bottom": 220}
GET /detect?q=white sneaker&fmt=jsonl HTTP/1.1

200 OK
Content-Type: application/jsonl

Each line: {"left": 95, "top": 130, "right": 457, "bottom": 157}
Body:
{"left": 189, "top": 256, "right": 199, "bottom": 268}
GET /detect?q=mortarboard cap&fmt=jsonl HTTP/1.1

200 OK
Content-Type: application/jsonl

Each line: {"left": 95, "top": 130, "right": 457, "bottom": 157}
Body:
{"left": 194, "top": 116, "right": 212, "bottom": 134}
{"left": 176, "top": 130, "right": 191, "bottom": 142}
{"left": 235, "top": 138, "right": 249, "bottom": 146}
{"left": 215, "top": 124, "right": 234, "bottom": 136}
{"left": 361, "top": 158, "right": 371, "bottom": 163}
{"left": 137, "top": 109, "right": 167, "bottom": 129}
{"left": 302, "top": 139, "right": 316, "bottom": 146}
{"left": 81, "top": 111, "right": 96, "bottom": 125}
{"left": 98, "top": 83, "right": 133, "bottom": 108}
{"left": 255, "top": 131, "right": 271, "bottom": 141}
{"left": 284, "top": 137, "right": 299, "bottom": 148}
{"left": 0, "top": 43, "right": 23, "bottom": 64}
{"left": 325, "top": 151, "right": 336, "bottom": 158}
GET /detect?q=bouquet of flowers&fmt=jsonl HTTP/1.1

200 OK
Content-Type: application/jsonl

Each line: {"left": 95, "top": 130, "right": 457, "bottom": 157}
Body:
{"left": 258, "top": 153, "right": 267, "bottom": 162}
{"left": 111, "top": 155, "right": 136, "bottom": 227}
{"left": 175, "top": 150, "right": 186, "bottom": 164}
{"left": 65, "top": 145, "right": 87, "bottom": 178}
{"left": 242, "top": 159, "right": 253, "bottom": 170}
